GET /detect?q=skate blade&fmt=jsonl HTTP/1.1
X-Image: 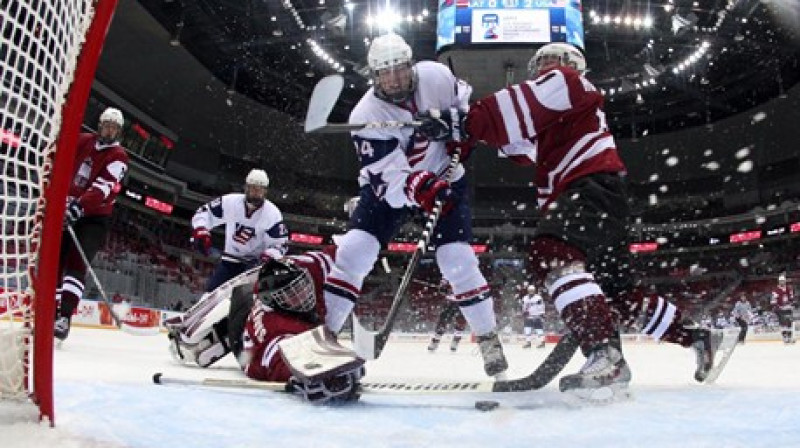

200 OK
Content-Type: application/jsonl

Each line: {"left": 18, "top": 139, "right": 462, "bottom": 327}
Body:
{"left": 564, "top": 383, "right": 632, "bottom": 405}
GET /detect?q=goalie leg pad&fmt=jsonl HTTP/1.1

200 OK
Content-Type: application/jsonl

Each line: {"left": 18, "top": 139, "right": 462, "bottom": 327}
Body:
{"left": 278, "top": 325, "right": 365, "bottom": 383}
{"left": 172, "top": 318, "right": 232, "bottom": 368}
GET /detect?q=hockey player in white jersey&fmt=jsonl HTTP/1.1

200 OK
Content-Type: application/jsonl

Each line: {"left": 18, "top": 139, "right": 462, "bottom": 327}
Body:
{"left": 521, "top": 286, "right": 546, "bottom": 349}
{"left": 191, "top": 169, "right": 289, "bottom": 292}
{"left": 322, "top": 33, "right": 508, "bottom": 377}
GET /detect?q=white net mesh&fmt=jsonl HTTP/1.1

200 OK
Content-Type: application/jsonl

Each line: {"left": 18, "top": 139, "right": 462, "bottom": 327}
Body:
{"left": 1, "top": 0, "right": 96, "bottom": 400}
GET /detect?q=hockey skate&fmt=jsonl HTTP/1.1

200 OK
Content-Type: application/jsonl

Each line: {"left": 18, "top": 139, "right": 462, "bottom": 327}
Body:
{"left": 476, "top": 332, "right": 508, "bottom": 377}
{"left": 427, "top": 337, "right": 440, "bottom": 352}
{"left": 691, "top": 327, "right": 739, "bottom": 384}
{"left": 522, "top": 340, "right": 532, "bottom": 349}
{"left": 536, "top": 339, "right": 546, "bottom": 349}
{"left": 54, "top": 316, "right": 71, "bottom": 341}
{"left": 559, "top": 344, "right": 631, "bottom": 403}
{"left": 449, "top": 336, "right": 461, "bottom": 352}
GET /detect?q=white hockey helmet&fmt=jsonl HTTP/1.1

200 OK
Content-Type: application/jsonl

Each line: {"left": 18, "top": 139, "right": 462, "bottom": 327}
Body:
{"left": 245, "top": 169, "right": 270, "bottom": 188}
{"left": 368, "top": 33, "right": 413, "bottom": 71}
{"left": 527, "top": 285, "right": 537, "bottom": 294}
{"left": 244, "top": 169, "right": 269, "bottom": 208}
{"left": 528, "top": 43, "right": 587, "bottom": 77}
{"left": 99, "top": 107, "right": 124, "bottom": 127}
{"left": 368, "top": 33, "right": 417, "bottom": 104}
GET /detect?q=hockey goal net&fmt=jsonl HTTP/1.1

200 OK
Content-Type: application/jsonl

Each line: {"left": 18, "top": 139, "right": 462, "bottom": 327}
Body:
{"left": 0, "top": 0, "right": 119, "bottom": 423}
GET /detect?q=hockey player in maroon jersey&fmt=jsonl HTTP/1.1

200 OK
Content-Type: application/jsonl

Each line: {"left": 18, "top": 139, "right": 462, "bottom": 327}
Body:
{"left": 415, "top": 43, "right": 736, "bottom": 399}
{"left": 54, "top": 107, "right": 129, "bottom": 341}
{"left": 771, "top": 273, "right": 796, "bottom": 344}
{"left": 168, "top": 250, "right": 365, "bottom": 403}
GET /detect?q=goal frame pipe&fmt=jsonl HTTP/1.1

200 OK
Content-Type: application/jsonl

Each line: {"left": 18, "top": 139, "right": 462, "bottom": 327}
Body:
{"left": 32, "top": 0, "right": 120, "bottom": 425}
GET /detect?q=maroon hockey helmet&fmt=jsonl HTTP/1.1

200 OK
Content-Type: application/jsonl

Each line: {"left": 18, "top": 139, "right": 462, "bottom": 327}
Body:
{"left": 255, "top": 259, "right": 315, "bottom": 313}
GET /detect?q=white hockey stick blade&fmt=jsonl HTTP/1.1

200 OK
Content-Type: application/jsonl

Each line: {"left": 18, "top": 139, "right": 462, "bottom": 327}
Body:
{"left": 119, "top": 322, "right": 161, "bottom": 336}
{"left": 351, "top": 313, "right": 378, "bottom": 361}
{"left": 703, "top": 328, "right": 740, "bottom": 384}
{"left": 305, "top": 75, "right": 344, "bottom": 133}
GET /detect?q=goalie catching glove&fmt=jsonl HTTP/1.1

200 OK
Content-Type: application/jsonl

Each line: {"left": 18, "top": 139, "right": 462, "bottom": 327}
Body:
{"left": 279, "top": 325, "right": 366, "bottom": 404}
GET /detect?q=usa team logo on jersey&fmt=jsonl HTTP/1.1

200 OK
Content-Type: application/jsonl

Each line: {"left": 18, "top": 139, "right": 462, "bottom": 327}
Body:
{"left": 233, "top": 223, "right": 256, "bottom": 244}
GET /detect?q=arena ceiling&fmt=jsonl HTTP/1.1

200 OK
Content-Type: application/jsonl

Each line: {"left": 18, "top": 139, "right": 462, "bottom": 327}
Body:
{"left": 138, "top": 0, "right": 800, "bottom": 138}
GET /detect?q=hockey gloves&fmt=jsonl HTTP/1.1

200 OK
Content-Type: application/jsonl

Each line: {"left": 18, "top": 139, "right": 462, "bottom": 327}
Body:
{"left": 416, "top": 107, "right": 468, "bottom": 142}
{"left": 64, "top": 199, "right": 84, "bottom": 226}
{"left": 191, "top": 227, "right": 212, "bottom": 256}
{"left": 288, "top": 364, "right": 365, "bottom": 404}
{"left": 416, "top": 108, "right": 478, "bottom": 162}
{"left": 405, "top": 171, "right": 454, "bottom": 215}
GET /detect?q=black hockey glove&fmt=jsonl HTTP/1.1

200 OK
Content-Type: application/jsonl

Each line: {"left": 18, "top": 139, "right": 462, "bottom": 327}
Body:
{"left": 64, "top": 200, "right": 84, "bottom": 226}
{"left": 289, "top": 364, "right": 365, "bottom": 405}
{"left": 415, "top": 107, "right": 469, "bottom": 142}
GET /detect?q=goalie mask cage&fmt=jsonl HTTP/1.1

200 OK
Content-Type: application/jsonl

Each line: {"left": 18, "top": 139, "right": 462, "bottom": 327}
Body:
{"left": 0, "top": 0, "right": 119, "bottom": 424}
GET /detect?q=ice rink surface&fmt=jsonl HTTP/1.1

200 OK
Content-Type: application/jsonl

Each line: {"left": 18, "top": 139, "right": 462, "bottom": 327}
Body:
{"left": 2, "top": 327, "right": 800, "bottom": 448}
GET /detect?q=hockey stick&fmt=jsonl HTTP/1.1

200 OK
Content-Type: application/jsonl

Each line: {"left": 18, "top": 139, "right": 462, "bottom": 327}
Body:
{"left": 152, "top": 333, "right": 578, "bottom": 395}
{"left": 351, "top": 153, "right": 461, "bottom": 360}
{"left": 65, "top": 224, "right": 123, "bottom": 327}
{"left": 65, "top": 224, "right": 156, "bottom": 335}
{"left": 304, "top": 75, "right": 421, "bottom": 134}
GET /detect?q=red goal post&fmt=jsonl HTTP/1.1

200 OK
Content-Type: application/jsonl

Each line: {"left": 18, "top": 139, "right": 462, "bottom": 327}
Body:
{"left": 0, "top": 0, "right": 119, "bottom": 424}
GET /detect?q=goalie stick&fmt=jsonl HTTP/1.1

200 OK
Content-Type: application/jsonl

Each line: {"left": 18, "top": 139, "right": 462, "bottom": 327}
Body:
{"left": 304, "top": 75, "right": 421, "bottom": 134}
{"left": 351, "top": 152, "right": 461, "bottom": 361}
{"left": 152, "top": 332, "right": 579, "bottom": 396}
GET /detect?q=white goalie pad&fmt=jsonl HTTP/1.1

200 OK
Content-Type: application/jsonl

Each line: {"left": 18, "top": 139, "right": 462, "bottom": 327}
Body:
{"left": 278, "top": 326, "right": 364, "bottom": 383}
{"left": 169, "top": 266, "right": 261, "bottom": 367}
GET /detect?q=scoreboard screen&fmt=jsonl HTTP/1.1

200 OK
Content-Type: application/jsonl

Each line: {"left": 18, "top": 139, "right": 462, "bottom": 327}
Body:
{"left": 436, "top": 0, "right": 584, "bottom": 51}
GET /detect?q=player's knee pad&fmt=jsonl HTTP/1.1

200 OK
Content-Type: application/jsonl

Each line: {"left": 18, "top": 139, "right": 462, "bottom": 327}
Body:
{"left": 330, "top": 229, "right": 380, "bottom": 284}
{"left": 436, "top": 242, "right": 486, "bottom": 296}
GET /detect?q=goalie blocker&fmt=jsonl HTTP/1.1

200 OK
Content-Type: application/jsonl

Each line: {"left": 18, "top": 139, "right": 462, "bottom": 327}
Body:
{"left": 167, "top": 252, "right": 364, "bottom": 404}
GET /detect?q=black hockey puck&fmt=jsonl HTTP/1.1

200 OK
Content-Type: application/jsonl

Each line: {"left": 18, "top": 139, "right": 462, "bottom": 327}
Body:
{"left": 474, "top": 400, "right": 499, "bottom": 412}
{"left": 153, "top": 372, "right": 163, "bottom": 384}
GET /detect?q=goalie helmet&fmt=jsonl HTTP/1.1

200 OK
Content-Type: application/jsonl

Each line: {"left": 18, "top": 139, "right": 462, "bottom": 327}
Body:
{"left": 367, "top": 33, "right": 417, "bottom": 104}
{"left": 528, "top": 43, "right": 587, "bottom": 77}
{"left": 255, "top": 259, "right": 315, "bottom": 313}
